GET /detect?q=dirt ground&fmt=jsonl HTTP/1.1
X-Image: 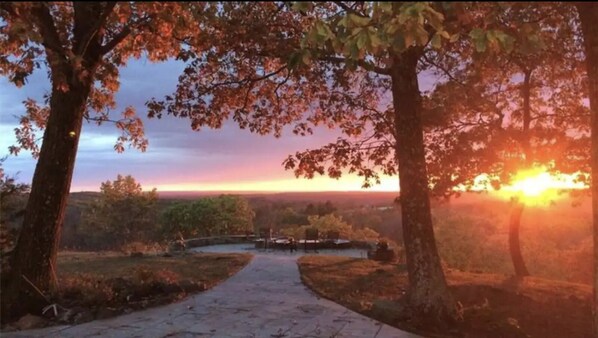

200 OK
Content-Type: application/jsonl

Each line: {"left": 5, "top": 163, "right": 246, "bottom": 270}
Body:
{"left": 298, "top": 255, "right": 592, "bottom": 338}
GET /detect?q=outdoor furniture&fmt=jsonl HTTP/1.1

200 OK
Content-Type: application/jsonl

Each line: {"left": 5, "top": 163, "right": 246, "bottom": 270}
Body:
{"left": 326, "top": 230, "right": 340, "bottom": 241}
{"left": 304, "top": 228, "right": 319, "bottom": 252}
{"left": 256, "top": 227, "right": 272, "bottom": 249}
{"left": 367, "top": 240, "right": 396, "bottom": 262}
{"left": 322, "top": 230, "right": 341, "bottom": 249}
{"left": 288, "top": 237, "right": 297, "bottom": 252}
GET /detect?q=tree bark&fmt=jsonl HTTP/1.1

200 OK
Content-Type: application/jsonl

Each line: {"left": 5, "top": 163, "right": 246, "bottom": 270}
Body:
{"left": 2, "top": 78, "right": 91, "bottom": 319}
{"left": 1, "top": 3, "right": 104, "bottom": 320}
{"left": 521, "top": 69, "right": 532, "bottom": 164}
{"left": 577, "top": 4, "right": 598, "bottom": 337}
{"left": 507, "top": 69, "right": 533, "bottom": 278}
{"left": 390, "top": 49, "right": 457, "bottom": 323}
{"left": 509, "top": 200, "right": 529, "bottom": 277}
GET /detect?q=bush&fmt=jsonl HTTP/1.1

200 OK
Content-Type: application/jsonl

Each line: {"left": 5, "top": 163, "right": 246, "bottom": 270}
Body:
{"left": 280, "top": 214, "right": 381, "bottom": 241}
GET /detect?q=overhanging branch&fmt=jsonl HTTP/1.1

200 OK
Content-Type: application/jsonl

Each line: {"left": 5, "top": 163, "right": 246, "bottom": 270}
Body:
{"left": 31, "top": 3, "right": 68, "bottom": 62}
{"left": 76, "top": 2, "right": 117, "bottom": 56}
{"left": 319, "top": 55, "right": 390, "bottom": 75}
{"left": 100, "top": 15, "right": 152, "bottom": 55}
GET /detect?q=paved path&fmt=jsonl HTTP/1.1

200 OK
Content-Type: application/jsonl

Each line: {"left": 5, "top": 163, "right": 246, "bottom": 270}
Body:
{"left": 5, "top": 247, "right": 416, "bottom": 338}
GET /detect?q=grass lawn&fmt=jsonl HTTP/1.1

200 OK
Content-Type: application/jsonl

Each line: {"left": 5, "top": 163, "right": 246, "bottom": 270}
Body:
{"left": 298, "top": 255, "right": 591, "bottom": 338}
{"left": 5, "top": 251, "right": 252, "bottom": 330}
{"left": 57, "top": 251, "right": 251, "bottom": 289}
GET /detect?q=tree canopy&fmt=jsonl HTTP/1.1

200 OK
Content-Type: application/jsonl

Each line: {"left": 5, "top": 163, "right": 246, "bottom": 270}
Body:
{"left": 161, "top": 195, "right": 255, "bottom": 238}
{"left": 80, "top": 174, "right": 159, "bottom": 249}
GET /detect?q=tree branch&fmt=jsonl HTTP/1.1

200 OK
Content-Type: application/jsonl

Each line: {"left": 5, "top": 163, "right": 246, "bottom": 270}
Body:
{"left": 31, "top": 3, "right": 68, "bottom": 62}
{"left": 335, "top": 2, "right": 369, "bottom": 18}
{"left": 421, "top": 53, "right": 465, "bottom": 86}
{"left": 100, "top": 14, "right": 155, "bottom": 55}
{"left": 203, "top": 65, "right": 288, "bottom": 91}
{"left": 319, "top": 55, "right": 391, "bottom": 75}
{"left": 100, "top": 25, "right": 131, "bottom": 55}
{"left": 76, "top": 2, "right": 117, "bottom": 56}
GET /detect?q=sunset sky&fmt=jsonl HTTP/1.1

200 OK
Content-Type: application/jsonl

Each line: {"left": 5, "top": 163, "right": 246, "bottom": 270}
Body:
{"left": 1, "top": 57, "right": 446, "bottom": 192}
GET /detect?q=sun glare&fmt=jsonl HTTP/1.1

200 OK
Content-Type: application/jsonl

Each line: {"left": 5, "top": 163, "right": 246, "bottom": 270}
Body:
{"left": 494, "top": 168, "right": 586, "bottom": 205}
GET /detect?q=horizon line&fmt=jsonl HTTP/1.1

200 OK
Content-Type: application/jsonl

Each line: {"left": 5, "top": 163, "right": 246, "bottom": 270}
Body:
{"left": 70, "top": 189, "right": 403, "bottom": 194}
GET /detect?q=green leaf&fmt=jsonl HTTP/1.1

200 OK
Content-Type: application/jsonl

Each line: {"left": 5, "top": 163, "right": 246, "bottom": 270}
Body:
{"left": 348, "top": 13, "right": 371, "bottom": 27}
{"left": 494, "top": 30, "right": 515, "bottom": 53}
{"left": 431, "top": 33, "right": 442, "bottom": 49}
{"left": 287, "top": 51, "right": 301, "bottom": 69}
{"left": 474, "top": 39, "right": 487, "bottom": 53}
{"left": 291, "top": 2, "right": 312, "bottom": 12}
{"left": 369, "top": 31, "right": 383, "bottom": 48}
{"left": 386, "top": 20, "right": 401, "bottom": 35}
{"left": 338, "top": 16, "right": 348, "bottom": 28}
{"left": 315, "top": 21, "right": 333, "bottom": 41}
{"left": 423, "top": 5, "right": 445, "bottom": 31}
{"left": 378, "top": 2, "right": 392, "bottom": 13}
{"left": 469, "top": 28, "right": 487, "bottom": 53}
{"left": 301, "top": 50, "right": 312, "bottom": 66}
{"left": 356, "top": 30, "right": 368, "bottom": 49}
{"left": 469, "top": 28, "right": 485, "bottom": 40}
{"left": 439, "top": 30, "right": 450, "bottom": 39}
{"left": 299, "top": 36, "right": 308, "bottom": 49}
{"left": 398, "top": 12, "right": 409, "bottom": 25}
{"left": 344, "top": 42, "right": 361, "bottom": 60}
{"left": 485, "top": 30, "right": 499, "bottom": 51}
{"left": 415, "top": 26, "right": 429, "bottom": 46}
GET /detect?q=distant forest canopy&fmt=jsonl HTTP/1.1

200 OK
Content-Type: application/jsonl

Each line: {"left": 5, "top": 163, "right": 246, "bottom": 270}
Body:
{"left": 2, "top": 181, "right": 590, "bottom": 285}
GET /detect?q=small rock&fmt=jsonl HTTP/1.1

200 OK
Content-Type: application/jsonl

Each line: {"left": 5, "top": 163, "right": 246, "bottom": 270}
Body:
{"left": 58, "top": 306, "right": 88, "bottom": 323}
{"left": 15, "top": 314, "right": 48, "bottom": 330}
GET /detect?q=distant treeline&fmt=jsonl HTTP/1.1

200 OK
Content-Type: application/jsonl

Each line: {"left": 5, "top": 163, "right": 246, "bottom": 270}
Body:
{"left": 3, "top": 176, "right": 590, "bottom": 284}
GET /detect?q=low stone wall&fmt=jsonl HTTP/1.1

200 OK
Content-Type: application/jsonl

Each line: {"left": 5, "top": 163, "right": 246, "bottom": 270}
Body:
{"left": 184, "top": 235, "right": 256, "bottom": 249}
{"left": 170, "top": 235, "right": 373, "bottom": 252}
{"left": 256, "top": 239, "right": 373, "bottom": 251}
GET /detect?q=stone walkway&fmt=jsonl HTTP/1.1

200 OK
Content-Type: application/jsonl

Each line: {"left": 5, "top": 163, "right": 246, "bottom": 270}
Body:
{"left": 5, "top": 247, "right": 417, "bottom": 338}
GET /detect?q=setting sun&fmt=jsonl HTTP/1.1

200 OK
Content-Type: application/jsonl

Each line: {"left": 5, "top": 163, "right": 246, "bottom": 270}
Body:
{"left": 494, "top": 168, "right": 586, "bottom": 205}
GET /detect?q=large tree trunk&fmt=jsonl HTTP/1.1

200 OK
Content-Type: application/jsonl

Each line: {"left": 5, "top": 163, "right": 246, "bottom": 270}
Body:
{"left": 1, "top": 3, "right": 104, "bottom": 321}
{"left": 390, "top": 49, "right": 457, "bottom": 323}
{"left": 507, "top": 69, "right": 533, "bottom": 278}
{"left": 577, "top": 4, "right": 598, "bottom": 337}
{"left": 521, "top": 69, "right": 532, "bottom": 162}
{"left": 1, "top": 79, "right": 91, "bottom": 319}
{"left": 509, "top": 201, "right": 529, "bottom": 277}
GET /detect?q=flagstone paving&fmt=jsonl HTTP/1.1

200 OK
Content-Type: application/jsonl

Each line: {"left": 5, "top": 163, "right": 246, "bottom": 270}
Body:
{"left": 5, "top": 245, "right": 417, "bottom": 338}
